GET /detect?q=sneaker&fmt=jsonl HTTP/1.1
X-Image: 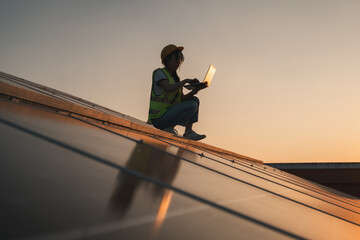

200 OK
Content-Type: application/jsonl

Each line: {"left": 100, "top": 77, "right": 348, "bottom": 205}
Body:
{"left": 162, "top": 127, "right": 178, "bottom": 135}
{"left": 183, "top": 131, "right": 206, "bottom": 141}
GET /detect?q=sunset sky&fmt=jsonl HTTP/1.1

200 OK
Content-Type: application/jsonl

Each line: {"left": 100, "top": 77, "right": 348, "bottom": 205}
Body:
{"left": 1, "top": 0, "right": 360, "bottom": 163}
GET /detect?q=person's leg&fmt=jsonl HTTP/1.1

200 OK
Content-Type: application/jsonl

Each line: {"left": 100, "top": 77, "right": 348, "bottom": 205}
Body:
{"left": 182, "top": 96, "right": 205, "bottom": 140}
{"left": 152, "top": 100, "right": 198, "bottom": 130}
{"left": 185, "top": 97, "right": 199, "bottom": 134}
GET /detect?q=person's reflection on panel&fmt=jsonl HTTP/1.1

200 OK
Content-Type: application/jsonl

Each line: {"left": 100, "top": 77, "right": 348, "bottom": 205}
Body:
{"left": 108, "top": 141, "right": 185, "bottom": 217}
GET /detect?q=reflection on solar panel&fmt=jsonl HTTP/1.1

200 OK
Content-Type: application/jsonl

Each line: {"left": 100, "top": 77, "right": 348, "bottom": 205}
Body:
{"left": 1, "top": 71, "right": 360, "bottom": 239}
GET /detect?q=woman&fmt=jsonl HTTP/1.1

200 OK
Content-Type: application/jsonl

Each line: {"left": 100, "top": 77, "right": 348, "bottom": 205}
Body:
{"left": 148, "top": 44, "right": 206, "bottom": 141}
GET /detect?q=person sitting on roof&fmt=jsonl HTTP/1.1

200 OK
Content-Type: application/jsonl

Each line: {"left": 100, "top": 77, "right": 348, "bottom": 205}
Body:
{"left": 147, "top": 44, "right": 206, "bottom": 141}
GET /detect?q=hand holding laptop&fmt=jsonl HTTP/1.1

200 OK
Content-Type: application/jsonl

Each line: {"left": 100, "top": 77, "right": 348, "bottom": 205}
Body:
{"left": 187, "top": 78, "right": 200, "bottom": 84}
{"left": 184, "top": 64, "right": 216, "bottom": 90}
{"left": 184, "top": 78, "right": 204, "bottom": 90}
{"left": 184, "top": 81, "right": 206, "bottom": 91}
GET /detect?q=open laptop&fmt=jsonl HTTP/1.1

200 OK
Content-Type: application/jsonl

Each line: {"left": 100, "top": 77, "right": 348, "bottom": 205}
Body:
{"left": 184, "top": 64, "right": 216, "bottom": 90}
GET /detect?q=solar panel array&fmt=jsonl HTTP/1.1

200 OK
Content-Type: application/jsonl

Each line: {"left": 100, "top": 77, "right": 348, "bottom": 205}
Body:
{"left": 1, "top": 72, "right": 360, "bottom": 239}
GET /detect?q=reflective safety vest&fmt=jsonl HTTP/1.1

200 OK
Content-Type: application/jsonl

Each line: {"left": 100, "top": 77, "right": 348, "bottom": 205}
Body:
{"left": 147, "top": 68, "right": 182, "bottom": 123}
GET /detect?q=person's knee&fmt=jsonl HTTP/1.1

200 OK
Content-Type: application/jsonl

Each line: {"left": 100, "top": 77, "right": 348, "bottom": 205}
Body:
{"left": 189, "top": 97, "right": 199, "bottom": 111}
{"left": 189, "top": 100, "right": 198, "bottom": 112}
{"left": 192, "top": 96, "right": 200, "bottom": 105}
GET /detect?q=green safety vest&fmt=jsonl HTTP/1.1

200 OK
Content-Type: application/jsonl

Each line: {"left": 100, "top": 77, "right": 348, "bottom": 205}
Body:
{"left": 147, "top": 68, "right": 182, "bottom": 123}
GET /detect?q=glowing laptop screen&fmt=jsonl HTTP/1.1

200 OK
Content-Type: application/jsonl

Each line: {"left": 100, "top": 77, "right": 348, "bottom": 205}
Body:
{"left": 203, "top": 64, "right": 216, "bottom": 87}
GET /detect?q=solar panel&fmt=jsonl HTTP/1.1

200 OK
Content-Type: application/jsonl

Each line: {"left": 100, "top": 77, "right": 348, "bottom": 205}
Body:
{"left": 77, "top": 117, "right": 360, "bottom": 215}
{"left": 1, "top": 72, "right": 360, "bottom": 239}
{"left": 1, "top": 121, "right": 293, "bottom": 240}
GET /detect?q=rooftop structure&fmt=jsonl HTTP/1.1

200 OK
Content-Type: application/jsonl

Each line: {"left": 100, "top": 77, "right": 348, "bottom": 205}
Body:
{"left": 267, "top": 163, "right": 360, "bottom": 198}
{"left": 1, "top": 71, "right": 360, "bottom": 239}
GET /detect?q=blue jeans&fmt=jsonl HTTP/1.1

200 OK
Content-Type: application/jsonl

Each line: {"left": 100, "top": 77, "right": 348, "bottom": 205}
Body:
{"left": 152, "top": 97, "right": 199, "bottom": 130}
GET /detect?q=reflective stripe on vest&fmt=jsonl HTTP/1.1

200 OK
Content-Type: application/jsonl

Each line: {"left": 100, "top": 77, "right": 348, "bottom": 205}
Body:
{"left": 147, "top": 68, "right": 182, "bottom": 123}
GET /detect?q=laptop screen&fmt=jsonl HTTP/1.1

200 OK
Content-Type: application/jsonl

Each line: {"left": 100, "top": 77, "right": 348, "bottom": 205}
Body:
{"left": 203, "top": 64, "right": 216, "bottom": 87}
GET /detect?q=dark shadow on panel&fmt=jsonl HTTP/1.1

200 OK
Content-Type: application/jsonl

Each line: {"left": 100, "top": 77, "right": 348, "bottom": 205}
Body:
{"left": 107, "top": 142, "right": 185, "bottom": 216}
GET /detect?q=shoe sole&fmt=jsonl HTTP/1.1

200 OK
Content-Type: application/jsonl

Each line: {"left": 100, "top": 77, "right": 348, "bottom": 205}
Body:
{"left": 183, "top": 135, "right": 206, "bottom": 141}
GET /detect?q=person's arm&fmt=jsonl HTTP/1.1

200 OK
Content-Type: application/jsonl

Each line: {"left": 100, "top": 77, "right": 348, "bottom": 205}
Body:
{"left": 181, "top": 83, "right": 206, "bottom": 101}
{"left": 157, "top": 78, "right": 197, "bottom": 92}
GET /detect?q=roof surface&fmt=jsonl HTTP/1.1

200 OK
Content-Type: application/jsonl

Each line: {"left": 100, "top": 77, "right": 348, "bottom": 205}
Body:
{"left": 1, "top": 71, "right": 360, "bottom": 239}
